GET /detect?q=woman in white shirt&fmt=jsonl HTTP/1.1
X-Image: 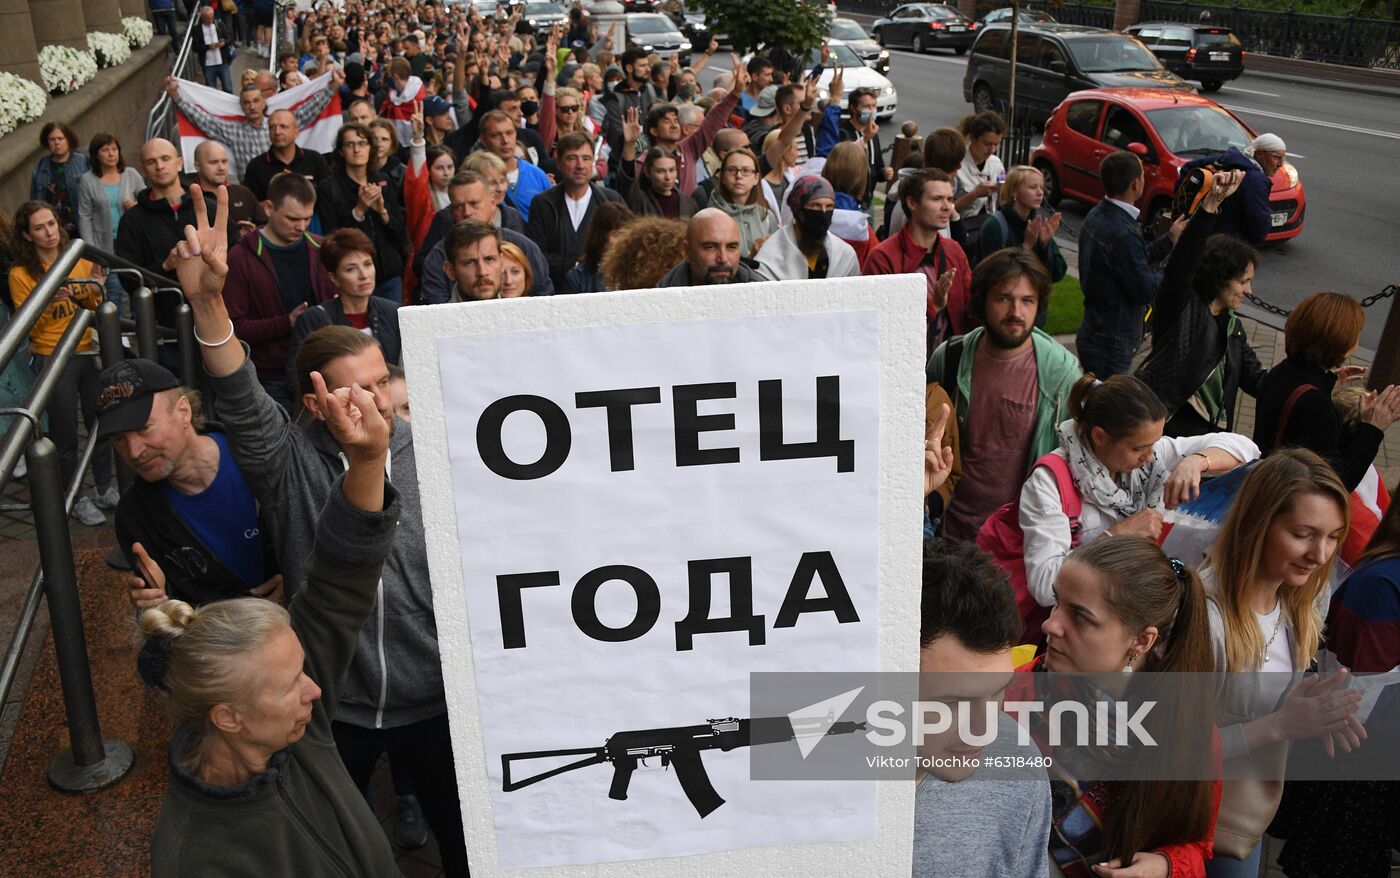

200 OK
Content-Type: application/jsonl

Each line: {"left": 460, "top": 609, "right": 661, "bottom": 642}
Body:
{"left": 953, "top": 110, "right": 1007, "bottom": 245}
{"left": 1020, "top": 374, "right": 1258, "bottom": 618}
{"left": 1199, "top": 448, "right": 1365, "bottom": 877}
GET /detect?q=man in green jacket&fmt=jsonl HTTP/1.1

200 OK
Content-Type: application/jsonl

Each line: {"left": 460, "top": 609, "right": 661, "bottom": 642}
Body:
{"left": 926, "top": 249, "right": 1080, "bottom": 540}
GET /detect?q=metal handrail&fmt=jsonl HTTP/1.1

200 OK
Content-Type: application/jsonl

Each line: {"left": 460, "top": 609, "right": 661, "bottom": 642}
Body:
{"left": 146, "top": 11, "right": 201, "bottom": 142}
{"left": 0, "top": 237, "right": 185, "bottom": 791}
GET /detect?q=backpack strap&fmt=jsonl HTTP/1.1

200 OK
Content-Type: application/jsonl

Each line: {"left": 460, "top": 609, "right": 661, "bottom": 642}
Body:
{"left": 991, "top": 210, "right": 1011, "bottom": 249}
{"left": 934, "top": 334, "right": 966, "bottom": 411}
{"left": 1035, "top": 452, "right": 1083, "bottom": 545}
{"left": 1274, "top": 383, "right": 1317, "bottom": 448}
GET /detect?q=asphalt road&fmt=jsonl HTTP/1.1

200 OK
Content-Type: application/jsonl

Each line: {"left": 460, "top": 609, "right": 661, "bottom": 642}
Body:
{"left": 702, "top": 13, "right": 1398, "bottom": 352}
{"left": 829, "top": 15, "right": 1399, "bottom": 352}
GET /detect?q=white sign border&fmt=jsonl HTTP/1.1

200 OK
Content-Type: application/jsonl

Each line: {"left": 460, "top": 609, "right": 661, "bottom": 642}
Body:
{"left": 401, "top": 276, "right": 926, "bottom": 876}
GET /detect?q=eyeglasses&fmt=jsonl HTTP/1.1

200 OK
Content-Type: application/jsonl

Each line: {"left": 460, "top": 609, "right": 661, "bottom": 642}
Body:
{"left": 557, "top": 104, "right": 581, "bottom": 113}
{"left": 723, "top": 167, "right": 756, "bottom": 178}
{"left": 342, "top": 140, "right": 370, "bottom": 149}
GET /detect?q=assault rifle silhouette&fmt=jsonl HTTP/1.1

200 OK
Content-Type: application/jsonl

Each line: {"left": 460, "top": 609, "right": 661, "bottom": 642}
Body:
{"left": 501, "top": 714, "right": 866, "bottom": 817}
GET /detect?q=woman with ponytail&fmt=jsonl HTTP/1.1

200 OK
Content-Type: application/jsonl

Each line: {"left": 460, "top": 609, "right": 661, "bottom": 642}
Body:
{"left": 143, "top": 373, "right": 403, "bottom": 876}
{"left": 1018, "top": 373, "right": 1257, "bottom": 621}
{"left": 1027, "top": 536, "right": 1221, "bottom": 877}
{"left": 1200, "top": 448, "right": 1366, "bottom": 877}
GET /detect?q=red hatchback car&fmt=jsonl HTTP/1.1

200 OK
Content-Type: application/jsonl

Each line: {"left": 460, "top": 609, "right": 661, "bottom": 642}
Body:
{"left": 1032, "top": 88, "right": 1305, "bottom": 241}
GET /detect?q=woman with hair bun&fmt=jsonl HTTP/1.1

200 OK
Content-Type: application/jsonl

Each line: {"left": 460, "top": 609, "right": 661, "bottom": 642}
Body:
{"left": 144, "top": 374, "right": 402, "bottom": 876}
{"left": 1016, "top": 374, "right": 1257, "bottom": 635}
{"left": 1029, "top": 536, "right": 1221, "bottom": 878}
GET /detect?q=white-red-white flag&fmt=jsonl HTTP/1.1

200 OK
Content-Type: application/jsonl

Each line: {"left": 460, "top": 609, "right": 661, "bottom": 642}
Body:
{"left": 379, "top": 75, "right": 425, "bottom": 146}
{"left": 174, "top": 72, "right": 343, "bottom": 167}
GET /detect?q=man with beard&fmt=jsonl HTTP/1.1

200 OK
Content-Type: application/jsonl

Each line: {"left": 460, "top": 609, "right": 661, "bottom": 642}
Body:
{"left": 925, "top": 249, "right": 1080, "bottom": 541}
{"left": 442, "top": 218, "right": 503, "bottom": 301}
{"left": 658, "top": 209, "right": 759, "bottom": 286}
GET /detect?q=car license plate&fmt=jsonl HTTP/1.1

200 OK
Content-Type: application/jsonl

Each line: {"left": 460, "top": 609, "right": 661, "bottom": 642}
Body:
{"left": 1209, "top": 52, "right": 1230, "bottom": 61}
{"left": 1271, "top": 211, "right": 1288, "bottom": 227}
{"left": 948, "top": 25, "right": 965, "bottom": 31}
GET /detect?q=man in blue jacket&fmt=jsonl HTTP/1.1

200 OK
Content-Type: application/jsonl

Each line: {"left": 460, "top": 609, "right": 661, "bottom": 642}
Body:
{"left": 1075, "top": 151, "right": 1185, "bottom": 378}
{"left": 1179, "top": 133, "right": 1283, "bottom": 246}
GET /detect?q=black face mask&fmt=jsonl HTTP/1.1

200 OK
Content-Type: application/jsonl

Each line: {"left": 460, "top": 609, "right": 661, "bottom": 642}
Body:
{"left": 796, "top": 207, "right": 833, "bottom": 240}
{"left": 520, "top": 100, "right": 540, "bottom": 117}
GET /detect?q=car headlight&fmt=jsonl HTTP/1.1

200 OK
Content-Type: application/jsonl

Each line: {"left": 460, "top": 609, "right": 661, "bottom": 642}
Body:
{"left": 879, "top": 49, "right": 889, "bottom": 59}
{"left": 880, "top": 85, "right": 894, "bottom": 96}
{"left": 680, "top": 40, "right": 691, "bottom": 50}
{"left": 1282, "top": 161, "right": 1299, "bottom": 188}
{"left": 642, "top": 44, "right": 653, "bottom": 51}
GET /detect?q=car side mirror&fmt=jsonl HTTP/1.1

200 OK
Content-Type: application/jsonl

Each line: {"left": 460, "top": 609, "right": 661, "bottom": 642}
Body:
{"left": 1049, "top": 59, "right": 1067, "bottom": 74}
{"left": 1127, "top": 141, "right": 1153, "bottom": 161}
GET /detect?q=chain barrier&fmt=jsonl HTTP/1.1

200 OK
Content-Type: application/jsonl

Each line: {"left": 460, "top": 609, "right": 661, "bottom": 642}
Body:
{"left": 1246, "top": 284, "right": 1396, "bottom": 319}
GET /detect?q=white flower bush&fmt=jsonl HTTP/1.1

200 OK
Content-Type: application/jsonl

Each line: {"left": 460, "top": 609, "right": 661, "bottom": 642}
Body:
{"left": 89, "top": 31, "right": 132, "bottom": 68}
{"left": 38, "top": 44, "right": 97, "bottom": 95}
{"left": 122, "top": 16, "right": 154, "bottom": 49}
{"left": 0, "top": 70, "right": 47, "bottom": 138}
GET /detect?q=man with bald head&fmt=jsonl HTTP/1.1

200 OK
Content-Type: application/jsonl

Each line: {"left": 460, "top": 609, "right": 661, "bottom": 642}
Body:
{"left": 116, "top": 139, "right": 239, "bottom": 331}
{"left": 658, "top": 208, "right": 760, "bottom": 286}
{"left": 193, "top": 140, "right": 265, "bottom": 234}
{"left": 242, "top": 107, "right": 332, "bottom": 202}
{"left": 254, "top": 70, "right": 278, "bottom": 100}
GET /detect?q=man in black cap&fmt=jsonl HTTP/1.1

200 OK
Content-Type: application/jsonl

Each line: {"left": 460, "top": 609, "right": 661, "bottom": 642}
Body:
{"left": 95, "top": 359, "right": 281, "bottom": 610}
{"left": 419, "top": 94, "right": 473, "bottom": 159}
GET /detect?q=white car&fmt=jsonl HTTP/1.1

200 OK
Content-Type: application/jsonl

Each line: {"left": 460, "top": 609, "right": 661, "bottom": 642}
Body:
{"left": 813, "top": 40, "right": 898, "bottom": 120}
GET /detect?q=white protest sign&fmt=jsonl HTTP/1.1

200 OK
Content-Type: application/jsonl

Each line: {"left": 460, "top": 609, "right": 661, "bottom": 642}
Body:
{"left": 401, "top": 276, "right": 925, "bottom": 876}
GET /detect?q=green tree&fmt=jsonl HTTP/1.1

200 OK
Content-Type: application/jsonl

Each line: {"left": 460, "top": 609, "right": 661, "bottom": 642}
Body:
{"left": 694, "top": 0, "right": 832, "bottom": 55}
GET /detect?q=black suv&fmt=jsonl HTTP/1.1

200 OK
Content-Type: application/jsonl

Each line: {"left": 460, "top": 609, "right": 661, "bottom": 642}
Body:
{"left": 1124, "top": 22, "right": 1244, "bottom": 91}
{"left": 963, "top": 24, "right": 1192, "bottom": 122}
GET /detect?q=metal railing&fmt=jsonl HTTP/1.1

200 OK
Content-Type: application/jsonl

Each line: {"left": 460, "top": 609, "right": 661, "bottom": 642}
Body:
{"left": 1025, "top": 0, "right": 1117, "bottom": 29}
{"left": 1141, "top": 0, "right": 1400, "bottom": 69}
{"left": 0, "top": 240, "right": 193, "bottom": 793}
{"left": 146, "top": 9, "right": 200, "bottom": 143}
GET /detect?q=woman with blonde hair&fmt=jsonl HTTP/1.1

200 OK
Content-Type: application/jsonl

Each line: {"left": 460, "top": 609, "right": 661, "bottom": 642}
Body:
{"left": 145, "top": 375, "right": 402, "bottom": 875}
{"left": 1201, "top": 448, "right": 1366, "bottom": 877}
{"left": 821, "top": 141, "right": 877, "bottom": 264}
{"left": 498, "top": 241, "right": 533, "bottom": 298}
{"left": 974, "top": 165, "right": 1066, "bottom": 297}
{"left": 600, "top": 217, "right": 687, "bottom": 291}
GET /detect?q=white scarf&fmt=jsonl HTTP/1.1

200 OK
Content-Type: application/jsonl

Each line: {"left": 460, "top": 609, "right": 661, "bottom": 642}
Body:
{"left": 1057, "top": 420, "right": 1168, "bottom": 521}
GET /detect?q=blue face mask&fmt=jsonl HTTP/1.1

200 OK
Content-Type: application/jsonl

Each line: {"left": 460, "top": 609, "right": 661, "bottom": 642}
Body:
{"left": 857, "top": 109, "right": 874, "bottom": 125}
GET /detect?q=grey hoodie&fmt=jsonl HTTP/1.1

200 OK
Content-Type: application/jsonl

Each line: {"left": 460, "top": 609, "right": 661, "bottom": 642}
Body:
{"left": 210, "top": 350, "right": 443, "bottom": 730}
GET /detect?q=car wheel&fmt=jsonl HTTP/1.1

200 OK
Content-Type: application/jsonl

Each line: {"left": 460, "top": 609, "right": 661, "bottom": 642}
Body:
{"left": 954, "top": 46, "right": 967, "bottom": 55}
{"left": 911, "top": 34, "right": 925, "bottom": 54}
{"left": 1034, "top": 160, "right": 1061, "bottom": 207}
{"left": 1147, "top": 197, "right": 1173, "bottom": 234}
{"left": 973, "top": 83, "right": 995, "bottom": 114}
{"left": 1200, "top": 79, "right": 1222, "bottom": 92}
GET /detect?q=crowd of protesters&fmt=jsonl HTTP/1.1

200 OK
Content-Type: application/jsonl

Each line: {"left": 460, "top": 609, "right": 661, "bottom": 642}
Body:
{"left": 1, "top": 0, "right": 1398, "bottom": 874}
